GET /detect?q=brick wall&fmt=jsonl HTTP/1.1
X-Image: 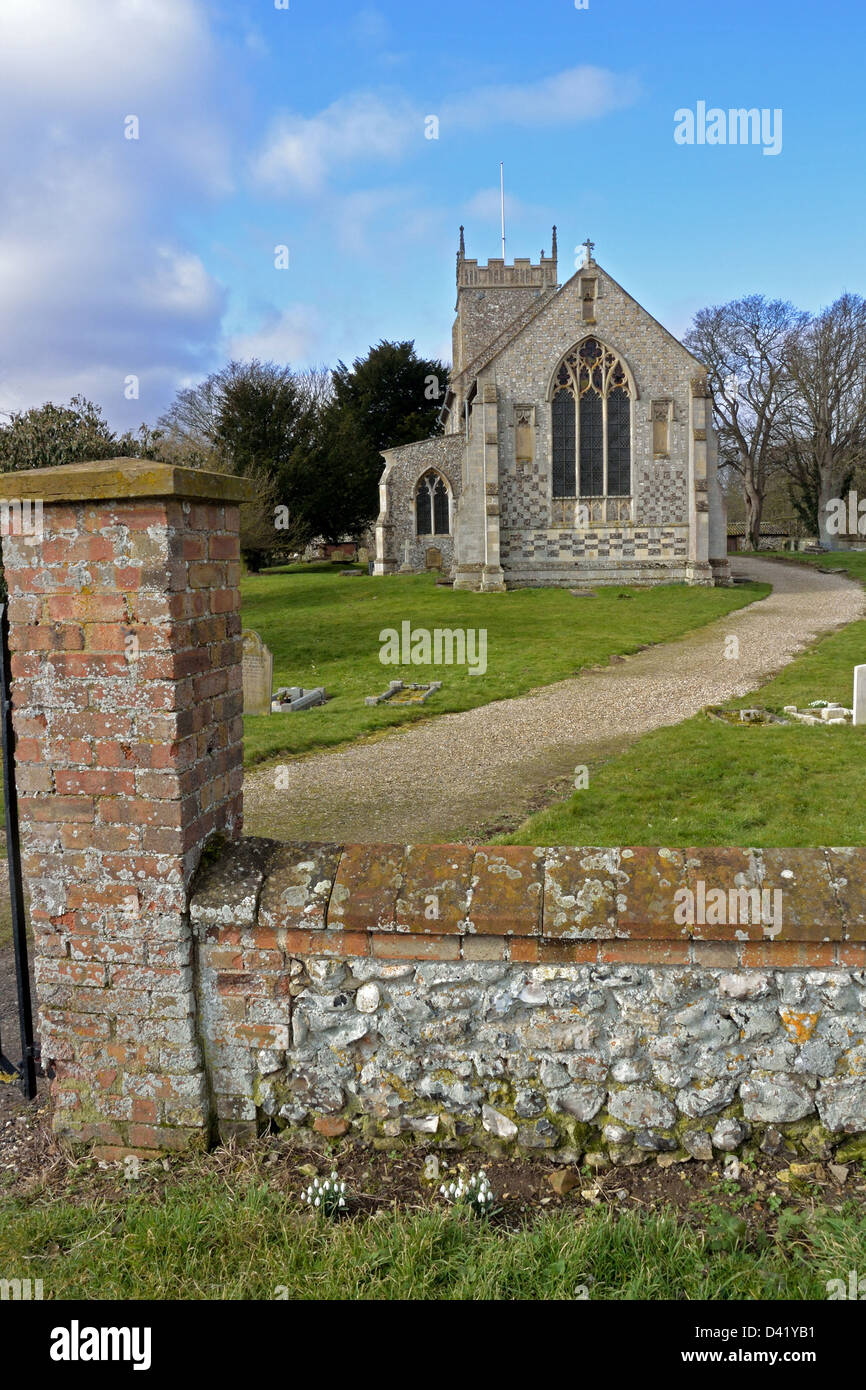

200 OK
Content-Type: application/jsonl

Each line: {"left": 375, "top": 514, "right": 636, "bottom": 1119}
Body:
{"left": 192, "top": 841, "right": 866, "bottom": 1156}
{"left": 4, "top": 458, "right": 862, "bottom": 1160}
{"left": 3, "top": 459, "right": 253, "bottom": 1158}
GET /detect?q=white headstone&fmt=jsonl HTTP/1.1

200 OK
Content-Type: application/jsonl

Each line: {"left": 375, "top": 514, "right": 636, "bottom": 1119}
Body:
{"left": 242, "top": 630, "right": 274, "bottom": 716}
{"left": 854, "top": 665, "right": 866, "bottom": 726}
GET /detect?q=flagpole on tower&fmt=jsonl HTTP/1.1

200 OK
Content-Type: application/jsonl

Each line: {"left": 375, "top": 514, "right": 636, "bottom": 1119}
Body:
{"left": 500, "top": 162, "right": 506, "bottom": 260}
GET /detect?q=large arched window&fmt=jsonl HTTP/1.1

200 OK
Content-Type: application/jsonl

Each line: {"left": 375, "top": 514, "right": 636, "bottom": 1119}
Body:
{"left": 415, "top": 471, "right": 451, "bottom": 536}
{"left": 550, "top": 338, "right": 633, "bottom": 514}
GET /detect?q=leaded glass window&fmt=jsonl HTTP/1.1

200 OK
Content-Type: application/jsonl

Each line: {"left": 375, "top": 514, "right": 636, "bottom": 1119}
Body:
{"left": 551, "top": 390, "right": 576, "bottom": 497}
{"left": 415, "top": 479, "right": 432, "bottom": 535}
{"left": 607, "top": 386, "right": 631, "bottom": 495}
{"left": 579, "top": 391, "right": 604, "bottom": 496}
{"left": 433, "top": 477, "right": 449, "bottom": 535}
{"left": 549, "top": 337, "right": 633, "bottom": 509}
{"left": 416, "top": 471, "right": 451, "bottom": 536}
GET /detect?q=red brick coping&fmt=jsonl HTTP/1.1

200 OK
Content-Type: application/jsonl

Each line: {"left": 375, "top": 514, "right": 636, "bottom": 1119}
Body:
{"left": 190, "top": 841, "right": 866, "bottom": 971}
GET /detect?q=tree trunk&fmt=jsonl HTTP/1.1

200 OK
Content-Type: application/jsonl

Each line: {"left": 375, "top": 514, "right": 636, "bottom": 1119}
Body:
{"left": 743, "top": 477, "right": 764, "bottom": 550}
{"left": 817, "top": 468, "right": 846, "bottom": 550}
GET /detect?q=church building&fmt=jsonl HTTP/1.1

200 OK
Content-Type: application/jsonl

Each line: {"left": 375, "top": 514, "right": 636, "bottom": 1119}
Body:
{"left": 373, "top": 230, "right": 729, "bottom": 589}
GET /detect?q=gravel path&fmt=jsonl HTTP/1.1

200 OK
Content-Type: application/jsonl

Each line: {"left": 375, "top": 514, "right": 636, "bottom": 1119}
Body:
{"left": 243, "top": 557, "right": 864, "bottom": 844}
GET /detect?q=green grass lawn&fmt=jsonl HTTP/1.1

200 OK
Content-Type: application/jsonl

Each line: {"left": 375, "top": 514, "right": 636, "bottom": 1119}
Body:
{"left": 240, "top": 563, "right": 768, "bottom": 766}
{"left": 1, "top": 1170, "right": 863, "bottom": 1300}
{"left": 503, "top": 551, "right": 866, "bottom": 847}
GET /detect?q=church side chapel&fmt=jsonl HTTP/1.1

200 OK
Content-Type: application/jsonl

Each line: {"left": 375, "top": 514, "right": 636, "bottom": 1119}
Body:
{"left": 374, "top": 230, "right": 730, "bottom": 589}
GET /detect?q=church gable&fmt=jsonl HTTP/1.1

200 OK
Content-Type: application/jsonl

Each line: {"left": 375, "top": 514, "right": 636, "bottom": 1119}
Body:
{"left": 487, "top": 261, "right": 699, "bottom": 543}
{"left": 375, "top": 230, "right": 729, "bottom": 591}
{"left": 486, "top": 261, "right": 699, "bottom": 406}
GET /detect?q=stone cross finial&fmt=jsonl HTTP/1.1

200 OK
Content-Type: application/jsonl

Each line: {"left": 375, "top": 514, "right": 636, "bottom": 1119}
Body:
{"left": 583, "top": 237, "right": 595, "bottom": 265}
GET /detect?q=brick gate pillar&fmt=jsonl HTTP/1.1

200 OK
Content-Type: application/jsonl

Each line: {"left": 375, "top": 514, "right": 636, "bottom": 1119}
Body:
{"left": 2, "top": 458, "right": 254, "bottom": 1158}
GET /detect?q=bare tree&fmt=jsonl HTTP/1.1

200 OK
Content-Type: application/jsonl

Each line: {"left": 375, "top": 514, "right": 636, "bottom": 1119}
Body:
{"left": 294, "top": 365, "right": 333, "bottom": 414}
{"left": 155, "top": 360, "right": 310, "bottom": 568}
{"left": 685, "top": 296, "right": 806, "bottom": 549}
{"left": 155, "top": 361, "right": 243, "bottom": 468}
{"left": 782, "top": 293, "right": 866, "bottom": 548}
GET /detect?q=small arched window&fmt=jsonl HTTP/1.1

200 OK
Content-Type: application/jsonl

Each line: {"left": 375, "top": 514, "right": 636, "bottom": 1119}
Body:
{"left": 416, "top": 471, "right": 451, "bottom": 536}
{"left": 550, "top": 338, "right": 632, "bottom": 502}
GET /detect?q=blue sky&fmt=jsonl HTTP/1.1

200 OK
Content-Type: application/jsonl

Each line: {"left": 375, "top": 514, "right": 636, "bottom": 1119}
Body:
{"left": 0, "top": 0, "right": 863, "bottom": 430}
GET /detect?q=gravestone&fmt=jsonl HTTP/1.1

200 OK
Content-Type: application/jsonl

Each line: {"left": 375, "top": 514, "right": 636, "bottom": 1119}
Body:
{"left": 399, "top": 540, "right": 413, "bottom": 572}
{"left": 357, "top": 546, "right": 369, "bottom": 566}
{"left": 425, "top": 546, "right": 443, "bottom": 570}
{"left": 854, "top": 665, "right": 866, "bottom": 726}
{"left": 242, "top": 629, "right": 274, "bottom": 716}
{"left": 272, "top": 686, "right": 327, "bottom": 712}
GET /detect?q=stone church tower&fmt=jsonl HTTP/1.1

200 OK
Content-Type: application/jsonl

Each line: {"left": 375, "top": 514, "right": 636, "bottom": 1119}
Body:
{"left": 374, "top": 230, "right": 729, "bottom": 589}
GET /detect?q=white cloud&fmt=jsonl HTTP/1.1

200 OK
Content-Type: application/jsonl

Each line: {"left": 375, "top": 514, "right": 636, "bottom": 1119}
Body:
{"left": 225, "top": 306, "right": 325, "bottom": 366}
{"left": 253, "top": 92, "right": 419, "bottom": 195}
{"left": 252, "top": 65, "right": 639, "bottom": 198}
{"left": 245, "top": 27, "right": 269, "bottom": 57}
{"left": 464, "top": 188, "right": 547, "bottom": 224}
{"left": 0, "top": 0, "right": 210, "bottom": 104}
{"left": 0, "top": 0, "right": 230, "bottom": 427}
{"left": 145, "top": 250, "right": 224, "bottom": 318}
{"left": 442, "top": 65, "right": 640, "bottom": 131}
{"left": 351, "top": 7, "right": 392, "bottom": 47}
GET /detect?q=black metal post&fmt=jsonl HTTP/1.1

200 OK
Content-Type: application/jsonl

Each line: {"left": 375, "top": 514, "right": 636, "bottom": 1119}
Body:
{"left": 0, "top": 602, "right": 37, "bottom": 1099}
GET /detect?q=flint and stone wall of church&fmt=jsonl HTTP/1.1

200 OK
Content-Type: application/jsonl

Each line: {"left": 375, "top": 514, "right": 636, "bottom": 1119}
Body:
{"left": 455, "top": 281, "right": 555, "bottom": 375}
{"left": 192, "top": 841, "right": 866, "bottom": 1161}
{"left": 374, "top": 437, "right": 463, "bottom": 575}
{"left": 488, "top": 269, "right": 702, "bottom": 586}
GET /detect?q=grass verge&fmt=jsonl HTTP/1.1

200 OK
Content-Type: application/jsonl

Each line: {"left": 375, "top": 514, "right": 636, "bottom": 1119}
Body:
{"left": 239, "top": 564, "right": 768, "bottom": 767}
{"left": 1, "top": 1165, "right": 864, "bottom": 1301}
{"left": 502, "top": 551, "right": 866, "bottom": 846}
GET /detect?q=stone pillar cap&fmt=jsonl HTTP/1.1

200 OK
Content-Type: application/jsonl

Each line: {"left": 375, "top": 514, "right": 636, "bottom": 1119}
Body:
{"left": 0, "top": 457, "right": 257, "bottom": 503}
